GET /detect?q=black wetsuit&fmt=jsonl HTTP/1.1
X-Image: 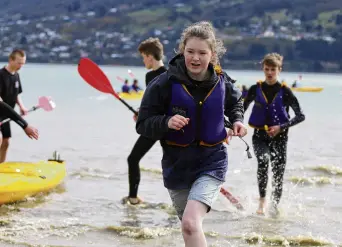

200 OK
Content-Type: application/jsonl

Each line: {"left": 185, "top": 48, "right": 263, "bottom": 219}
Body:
{"left": 0, "top": 101, "right": 28, "bottom": 129}
{"left": 244, "top": 82, "right": 305, "bottom": 204}
{"left": 127, "top": 66, "right": 167, "bottom": 198}
{"left": 0, "top": 67, "right": 23, "bottom": 138}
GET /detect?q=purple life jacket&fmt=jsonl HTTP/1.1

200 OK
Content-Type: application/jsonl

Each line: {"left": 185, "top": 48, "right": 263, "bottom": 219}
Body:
{"left": 165, "top": 77, "right": 227, "bottom": 146}
{"left": 248, "top": 81, "right": 290, "bottom": 128}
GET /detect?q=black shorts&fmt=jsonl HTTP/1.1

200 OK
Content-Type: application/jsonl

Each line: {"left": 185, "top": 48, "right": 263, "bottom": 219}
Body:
{"left": 0, "top": 122, "right": 11, "bottom": 138}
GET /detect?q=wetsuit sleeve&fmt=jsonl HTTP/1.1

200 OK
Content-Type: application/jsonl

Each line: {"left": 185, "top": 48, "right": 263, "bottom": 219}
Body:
{"left": 243, "top": 84, "right": 257, "bottom": 111}
{"left": 136, "top": 72, "right": 171, "bottom": 140}
{"left": 280, "top": 87, "right": 305, "bottom": 130}
{"left": 224, "top": 80, "right": 244, "bottom": 124}
{"left": 0, "top": 101, "right": 28, "bottom": 129}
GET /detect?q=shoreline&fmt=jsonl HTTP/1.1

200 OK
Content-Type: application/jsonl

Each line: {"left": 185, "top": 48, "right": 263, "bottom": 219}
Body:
{"left": 0, "top": 60, "right": 341, "bottom": 75}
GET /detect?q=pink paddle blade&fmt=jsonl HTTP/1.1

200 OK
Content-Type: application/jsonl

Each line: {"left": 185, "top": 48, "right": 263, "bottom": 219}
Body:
{"left": 116, "top": 76, "right": 125, "bottom": 83}
{"left": 38, "top": 96, "right": 56, "bottom": 111}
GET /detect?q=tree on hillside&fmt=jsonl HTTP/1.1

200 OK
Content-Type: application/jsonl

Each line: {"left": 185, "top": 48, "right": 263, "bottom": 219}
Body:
{"left": 336, "top": 14, "right": 342, "bottom": 25}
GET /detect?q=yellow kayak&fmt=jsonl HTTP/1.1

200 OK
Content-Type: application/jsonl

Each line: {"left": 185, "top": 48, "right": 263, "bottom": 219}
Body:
{"left": 118, "top": 91, "right": 144, "bottom": 100}
{"left": 291, "top": 87, "right": 324, "bottom": 92}
{"left": 0, "top": 152, "right": 66, "bottom": 205}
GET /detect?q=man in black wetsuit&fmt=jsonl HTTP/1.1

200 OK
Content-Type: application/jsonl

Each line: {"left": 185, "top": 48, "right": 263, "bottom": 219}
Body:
{"left": 0, "top": 49, "right": 36, "bottom": 162}
{"left": 123, "top": 38, "right": 167, "bottom": 205}
{"left": 244, "top": 53, "right": 305, "bottom": 215}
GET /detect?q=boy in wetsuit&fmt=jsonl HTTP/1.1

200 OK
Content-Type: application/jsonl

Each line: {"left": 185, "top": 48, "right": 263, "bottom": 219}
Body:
{"left": 0, "top": 49, "right": 31, "bottom": 162}
{"left": 123, "top": 37, "right": 167, "bottom": 205}
{"left": 244, "top": 53, "right": 305, "bottom": 215}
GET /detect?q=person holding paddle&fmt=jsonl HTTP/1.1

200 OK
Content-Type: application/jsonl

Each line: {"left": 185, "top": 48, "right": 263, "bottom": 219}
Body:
{"left": 124, "top": 37, "right": 167, "bottom": 205}
{"left": 136, "top": 21, "right": 246, "bottom": 247}
{"left": 0, "top": 49, "right": 30, "bottom": 162}
{"left": 243, "top": 53, "right": 305, "bottom": 216}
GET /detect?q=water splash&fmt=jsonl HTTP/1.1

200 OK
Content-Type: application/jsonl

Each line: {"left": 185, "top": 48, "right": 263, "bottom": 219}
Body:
{"left": 105, "top": 225, "right": 177, "bottom": 239}
{"left": 289, "top": 176, "right": 342, "bottom": 186}
{"left": 311, "top": 165, "right": 342, "bottom": 176}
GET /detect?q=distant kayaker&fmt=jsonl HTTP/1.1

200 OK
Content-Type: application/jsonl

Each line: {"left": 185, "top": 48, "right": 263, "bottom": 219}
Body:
{"left": 136, "top": 21, "right": 246, "bottom": 246}
{"left": 243, "top": 53, "right": 305, "bottom": 216}
{"left": 121, "top": 79, "right": 130, "bottom": 93}
{"left": 122, "top": 37, "right": 167, "bottom": 205}
{"left": 131, "top": 79, "right": 142, "bottom": 92}
{"left": 0, "top": 49, "right": 32, "bottom": 163}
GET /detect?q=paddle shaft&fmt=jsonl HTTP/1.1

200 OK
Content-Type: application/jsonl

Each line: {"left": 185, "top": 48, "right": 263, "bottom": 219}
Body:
{"left": 94, "top": 76, "right": 138, "bottom": 115}
{"left": 118, "top": 97, "right": 138, "bottom": 115}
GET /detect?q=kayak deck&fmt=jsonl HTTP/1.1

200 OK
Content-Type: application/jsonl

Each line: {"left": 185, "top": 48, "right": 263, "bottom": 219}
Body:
{"left": 118, "top": 91, "right": 144, "bottom": 100}
{"left": 291, "top": 87, "right": 324, "bottom": 92}
{"left": 0, "top": 159, "right": 66, "bottom": 205}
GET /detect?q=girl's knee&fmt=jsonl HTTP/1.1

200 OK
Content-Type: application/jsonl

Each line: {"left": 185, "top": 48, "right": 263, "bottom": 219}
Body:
{"left": 181, "top": 201, "right": 206, "bottom": 236}
{"left": 181, "top": 216, "right": 201, "bottom": 236}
